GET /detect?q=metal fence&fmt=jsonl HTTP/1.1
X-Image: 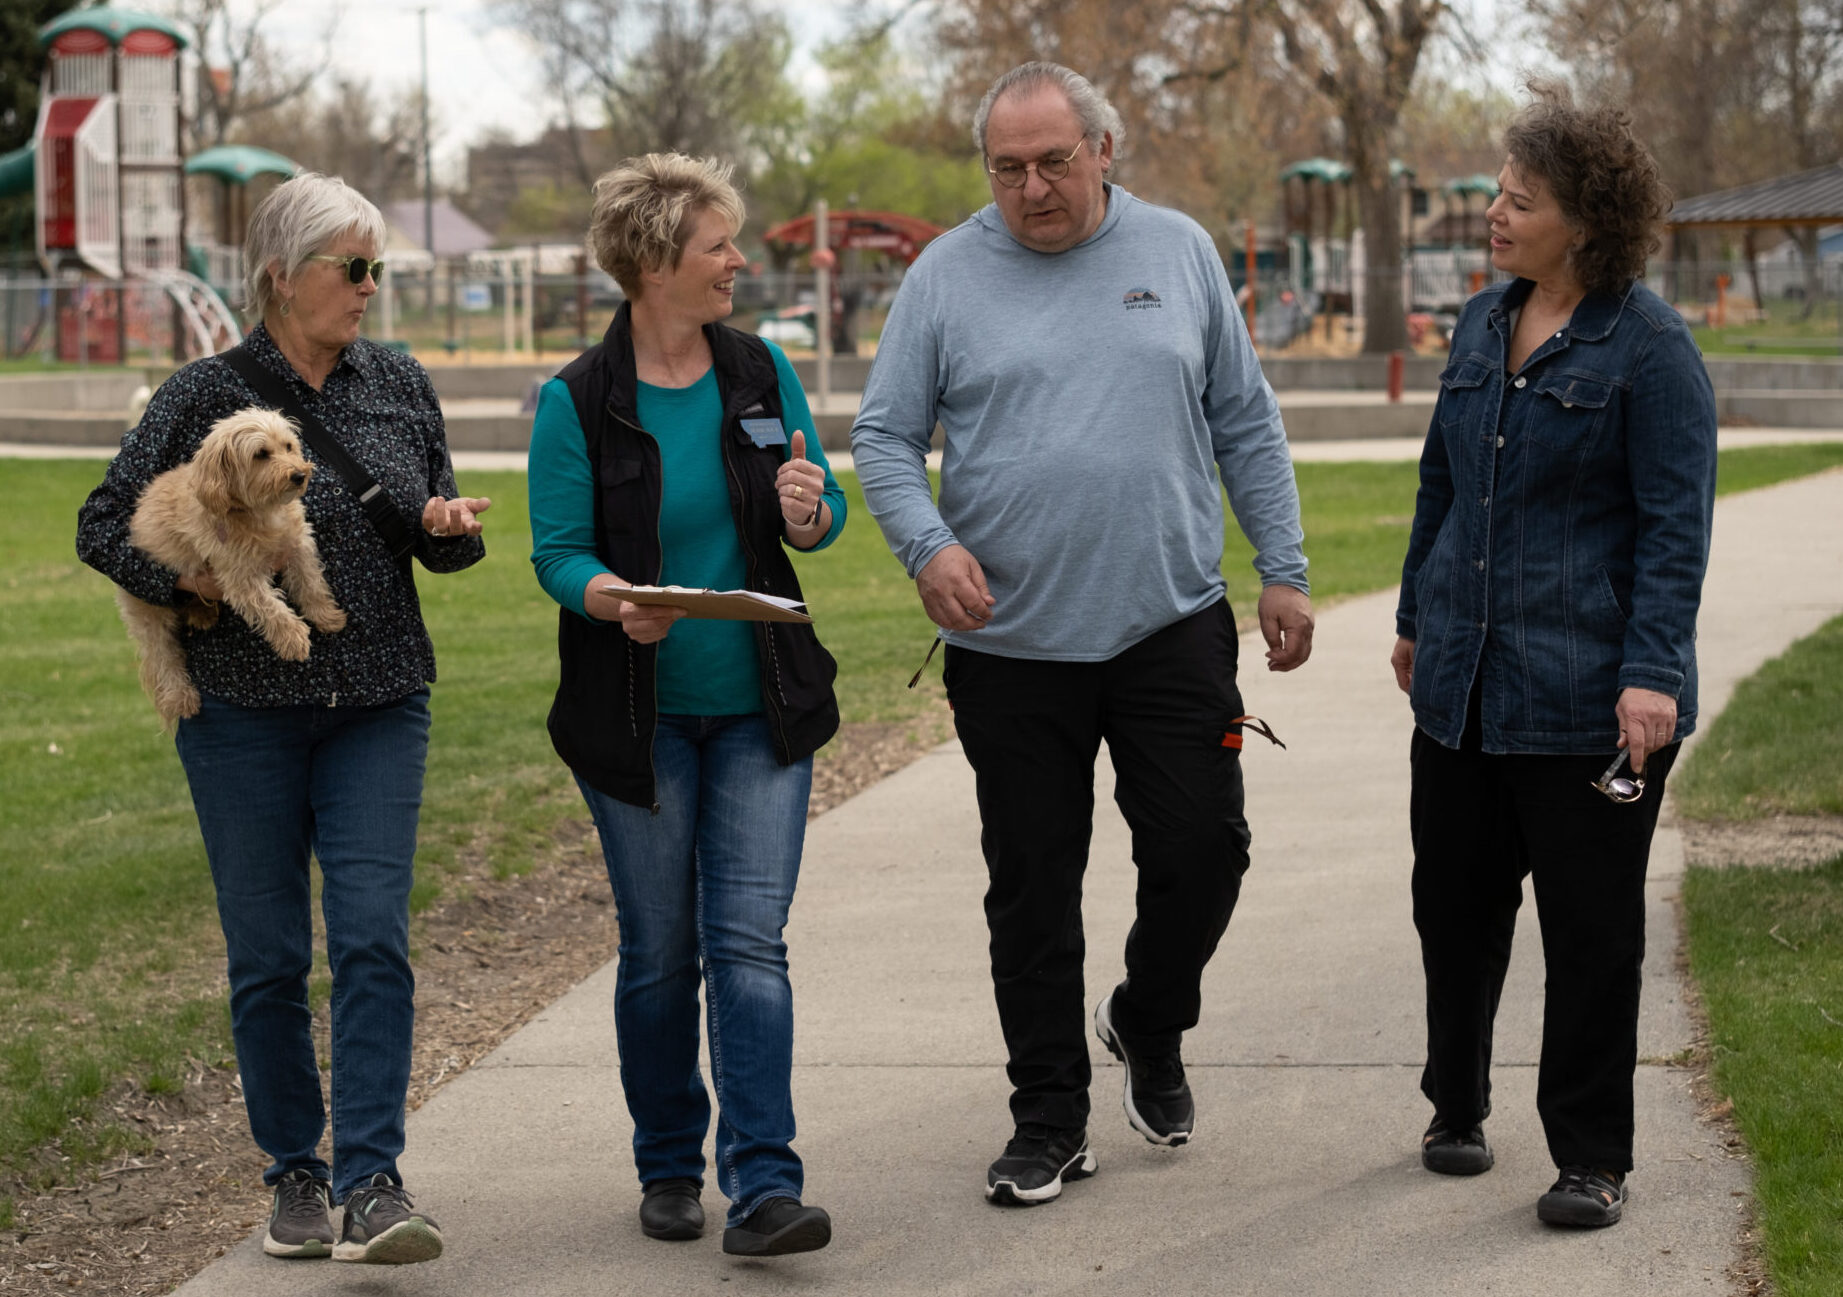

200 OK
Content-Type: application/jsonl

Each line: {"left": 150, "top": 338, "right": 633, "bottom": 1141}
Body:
{"left": 1228, "top": 256, "right": 1843, "bottom": 355}
{"left": 4, "top": 257, "right": 1836, "bottom": 368}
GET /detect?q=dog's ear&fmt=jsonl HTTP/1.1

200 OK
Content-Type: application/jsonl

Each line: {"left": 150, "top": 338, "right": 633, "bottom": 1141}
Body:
{"left": 193, "top": 423, "right": 241, "bottom": 515}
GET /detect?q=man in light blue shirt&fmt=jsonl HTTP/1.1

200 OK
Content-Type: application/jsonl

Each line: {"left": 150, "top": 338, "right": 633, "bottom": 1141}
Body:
{"left": 852, "top": 61, "right": 1314, "bottom": 1208}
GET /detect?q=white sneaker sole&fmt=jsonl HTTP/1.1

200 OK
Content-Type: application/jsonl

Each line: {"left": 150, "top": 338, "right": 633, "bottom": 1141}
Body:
{"left": 262, "top": 1232, "right": 332, "bottom": 1258}
{"left": 332, "top": 1219, "right": 444, "bottom": 1264}
{"left": 1095, "top": 994, "right": 1194, "bottom": 1148}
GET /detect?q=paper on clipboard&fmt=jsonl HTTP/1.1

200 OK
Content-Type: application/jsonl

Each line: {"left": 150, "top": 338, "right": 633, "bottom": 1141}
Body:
{"left": 606, "top": 584, "right": 813, "bottom": 623}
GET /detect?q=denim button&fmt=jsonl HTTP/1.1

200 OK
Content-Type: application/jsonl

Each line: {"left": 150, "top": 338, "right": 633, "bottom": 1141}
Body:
{"left": 1497, "top": 435, "right": 1505, "bottom": 448}
{"left": 1480, "top": 495, "right": 1490, "bottom": 506}
{"left": 1513, "top": 376, "right": 1527, "bottom": 389}
{"left": 1475, "top": 559, "right": 1485, "bottom": 570}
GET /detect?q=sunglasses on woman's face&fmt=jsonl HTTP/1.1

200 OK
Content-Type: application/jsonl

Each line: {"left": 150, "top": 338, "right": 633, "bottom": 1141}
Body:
{"left": 1592, "top": 750, "right": 1646, "bottom": 803}
{"left": 308, "top": 254, "right": 385, "bottom": 285}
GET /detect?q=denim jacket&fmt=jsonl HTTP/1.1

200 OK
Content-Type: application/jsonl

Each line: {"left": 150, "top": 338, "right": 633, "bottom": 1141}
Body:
{"left": 1395, "top": 277, "right": 1717, "bottom": 753}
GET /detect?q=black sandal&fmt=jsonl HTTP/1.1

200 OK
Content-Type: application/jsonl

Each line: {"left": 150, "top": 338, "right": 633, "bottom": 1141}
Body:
{"left": 1537, "top": 1165, "right": 1627, "bottom": 1227}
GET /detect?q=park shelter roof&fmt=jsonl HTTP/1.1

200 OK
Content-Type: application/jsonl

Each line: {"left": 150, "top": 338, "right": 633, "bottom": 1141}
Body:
{"left": 1667, "top": 162, "right": 1843, "bottom": 229}
{"left": 1442, "top": 174, "right": 1499, "bottom": 197}
{"left": 1280, "top": 158, "right": 1351, "bottom": 184}
{"left": 761, "top": 211, "right": 946, "bottom": 265}
{"left": 185, "top": 145, "right": 298, "bottom": 184}
{"left": 383, "top": 199, "right": 494, "bottom": 257}
{"left": 40, "top": 7, "right": 189, "bottom": 49}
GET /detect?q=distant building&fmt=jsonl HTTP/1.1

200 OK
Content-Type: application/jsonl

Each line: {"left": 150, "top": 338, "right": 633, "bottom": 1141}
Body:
{"left": 463, "top": 126, "right": 614, "bottom": 236}
{"left": 383, "top": 198, "right": 494, "bottom": 261}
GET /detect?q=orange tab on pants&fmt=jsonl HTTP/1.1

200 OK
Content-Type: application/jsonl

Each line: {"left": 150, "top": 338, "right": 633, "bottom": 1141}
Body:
{"left": 1223, "top": 714, "right": 1286, "bottom": 750}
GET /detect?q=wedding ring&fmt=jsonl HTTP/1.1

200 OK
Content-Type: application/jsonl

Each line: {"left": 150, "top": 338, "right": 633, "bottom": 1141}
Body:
{"left": 794, "top": 485, "right": 804, "bottom": 499}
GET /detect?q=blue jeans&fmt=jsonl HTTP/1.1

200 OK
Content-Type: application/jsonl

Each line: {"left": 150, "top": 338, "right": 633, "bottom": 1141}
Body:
{"left": 574, "top": 714, "right": 811, "bottom": 1226}
{"left": 175, "top": 689, "right": 429, "bottom": 1203}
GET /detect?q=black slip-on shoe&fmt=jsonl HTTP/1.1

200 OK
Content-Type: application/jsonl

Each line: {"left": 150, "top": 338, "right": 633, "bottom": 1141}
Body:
{"left": 721, "top": 1197, "right": 831, "bottom": 1256}
{"left": 985, "top": 1123, "right": 1096, "bottom": 1206}
{"left": 262, "top": 1168, "right": 334, "bottom": 1258}
{"left": 639, "top": 1177, "right": 704, "bottom": 1241}
{"left": 1421, "top": 1115, "right": 1494, "bottom": 1175}
{"left": 1537, "top": 1166, "right": 1627, "bottom": 1227}
{"left": 1094, "top": 991, "right": 1194, "bottom": 1146}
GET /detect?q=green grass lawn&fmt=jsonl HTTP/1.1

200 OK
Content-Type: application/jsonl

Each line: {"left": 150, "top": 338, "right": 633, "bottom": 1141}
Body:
{"left": 2, "top": 442, "right": 1840, "bottom": 1222}
{"left": 1677, "top": 608, "right": 1843, "bottom": 1296}
{"left": 1691, "top": 293, "right": 1843, "bottom": 356}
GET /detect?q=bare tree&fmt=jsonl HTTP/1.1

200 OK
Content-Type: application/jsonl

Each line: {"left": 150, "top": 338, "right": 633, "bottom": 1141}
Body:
{"left": 237, "top": 77, "right": 425, "bottom": 204}
{"left": 169, "top": 0, "right": 335, "bottom": 150}
{"left": 1174, "top": 0, "right": 1448, "bottom": 352}
{"left": 502, "top": 0, "right": 800, "bottom": 167}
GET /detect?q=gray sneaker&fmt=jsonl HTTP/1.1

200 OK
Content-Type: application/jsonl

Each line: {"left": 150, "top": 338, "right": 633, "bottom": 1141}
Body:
{"left": 333, "top": 1173, "right": 444, "bottom": 1264}
{"left": 262, "top": 1168, "right": 334, "bottom": 1258}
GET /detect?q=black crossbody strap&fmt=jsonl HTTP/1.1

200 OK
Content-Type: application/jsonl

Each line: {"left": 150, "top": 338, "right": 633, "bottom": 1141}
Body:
{"left": 221, "top": 345, "right": 415, "bottom": 562}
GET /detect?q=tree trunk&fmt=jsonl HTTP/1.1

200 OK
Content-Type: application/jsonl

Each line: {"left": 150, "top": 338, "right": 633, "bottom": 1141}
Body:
{"left": 1357, "top": 169, "right": 1408, "bottom": 353}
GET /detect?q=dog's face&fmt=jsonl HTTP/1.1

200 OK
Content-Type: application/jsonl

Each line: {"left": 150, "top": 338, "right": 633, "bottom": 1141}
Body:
{"left": 194, "top": 409, "right": 313, "bottom": 515}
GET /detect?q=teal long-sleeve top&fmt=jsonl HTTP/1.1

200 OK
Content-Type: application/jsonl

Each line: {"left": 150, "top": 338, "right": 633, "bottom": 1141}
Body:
{"left": 528, "top": 338, "right": 846, "bottom": 715}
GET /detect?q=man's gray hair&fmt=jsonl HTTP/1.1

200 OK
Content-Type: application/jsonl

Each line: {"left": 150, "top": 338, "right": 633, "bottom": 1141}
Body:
{"left": 244, "top": 173, "right": 387, "bottom": 320}
{"left": 972, "top": 62, "right": 1125, "bottom": 159}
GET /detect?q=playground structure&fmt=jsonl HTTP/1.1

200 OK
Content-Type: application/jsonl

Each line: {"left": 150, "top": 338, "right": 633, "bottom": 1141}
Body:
{"left": 760, "top": 209, "right": 945, "bottom": 355}
{"left": 0, "top": 5, "right": 244, "bottom": 363}
{"left": 1261, "top": 158, "right": 1498, "bottom": 351}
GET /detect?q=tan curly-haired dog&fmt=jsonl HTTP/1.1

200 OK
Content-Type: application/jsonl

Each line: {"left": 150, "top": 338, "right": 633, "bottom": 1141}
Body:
{"left": 117, "top": 407, "right": 346, "bottom": 725}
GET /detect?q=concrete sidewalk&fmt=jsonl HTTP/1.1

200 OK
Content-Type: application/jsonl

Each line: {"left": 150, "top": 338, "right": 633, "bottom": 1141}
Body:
{"left": 176, "top": 470, "right": 1843, "bottom": 1297}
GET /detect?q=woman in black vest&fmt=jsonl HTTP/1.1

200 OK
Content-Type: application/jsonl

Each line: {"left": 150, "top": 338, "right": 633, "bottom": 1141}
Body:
{"left": 528, "top": 153, "right": 846, "bottom": 1257}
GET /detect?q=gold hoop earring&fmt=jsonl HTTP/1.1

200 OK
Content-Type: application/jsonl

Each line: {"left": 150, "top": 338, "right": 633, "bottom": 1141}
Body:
{"left": 279, "top": 301, "right": 292, "bottom": 317}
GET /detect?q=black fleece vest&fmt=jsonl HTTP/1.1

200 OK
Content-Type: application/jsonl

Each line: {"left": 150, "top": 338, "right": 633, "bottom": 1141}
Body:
{"left": 545, "top": 303, "right": 839, "bottom": 808}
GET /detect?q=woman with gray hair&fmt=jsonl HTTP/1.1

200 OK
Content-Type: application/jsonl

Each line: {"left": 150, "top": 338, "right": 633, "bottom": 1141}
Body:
{"left": 78, "top": 172, "right": 490, "bottom": 1265}
{"left": 528, "top": 151, "right": 846, "bottom": 1256}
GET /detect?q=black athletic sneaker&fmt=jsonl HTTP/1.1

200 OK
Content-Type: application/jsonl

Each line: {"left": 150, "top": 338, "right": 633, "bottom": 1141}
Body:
{"left": 1537, "top": 1166, "right": 1627, "bottom": 1227}
{"left": 1421, "top": 1115, "right": 1494, "bottom": 1175}
{"left": 985, "top": 1123, "right": 1096, "bottom": 1205}
{"left": 262, "top": 1168, "right": 334, "bottom": 1258}
{"left": 333, "top": 1173, "right": 444, "bottom": 1264}
{"left": 1094, "top": 991, "right": 1194, "bottom": 1146}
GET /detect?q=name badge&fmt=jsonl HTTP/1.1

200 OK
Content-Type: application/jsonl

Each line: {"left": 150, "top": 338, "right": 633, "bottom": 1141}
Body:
{"left": 740, "top": 418, "right": 788, "bottom": 448}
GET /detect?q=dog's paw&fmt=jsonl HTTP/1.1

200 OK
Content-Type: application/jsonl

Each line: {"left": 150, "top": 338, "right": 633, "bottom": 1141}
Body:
{"left": 311, "top": 606, "right": 347, "bottom": 634}
{"left": 270, "top": 620, "right": 313, "bottom": 661}
{"left": 156, "top": 683, "right": 200, "bottom": 724}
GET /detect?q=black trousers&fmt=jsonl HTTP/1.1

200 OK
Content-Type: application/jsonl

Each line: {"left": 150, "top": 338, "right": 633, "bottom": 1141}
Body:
{"left": 1410, "top": 724, "right": 1678, "bottom": 1173}
{"left": 944, "top": 601, "right": 1252, "bottom": 1130}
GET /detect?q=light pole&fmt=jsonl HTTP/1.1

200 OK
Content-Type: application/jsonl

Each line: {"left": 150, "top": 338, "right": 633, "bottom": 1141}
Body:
{"left": 419, "top": 7, "right": 433, "bottom": 264}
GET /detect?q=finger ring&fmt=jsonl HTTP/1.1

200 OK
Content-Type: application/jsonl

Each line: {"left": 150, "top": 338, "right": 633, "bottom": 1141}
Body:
{"left": 433, "top": 528, "right": 444, "bottom": 536}
{"left": 794, "top": 485, "right": 804, "bottom": 499}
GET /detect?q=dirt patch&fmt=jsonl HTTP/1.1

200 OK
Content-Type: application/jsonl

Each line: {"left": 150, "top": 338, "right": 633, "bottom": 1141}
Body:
{"left": 0, "top": 711, "right": 947, "bottom": 1296}
{"left": 1681, "top": 813, "right": 1843, "bottom": 868}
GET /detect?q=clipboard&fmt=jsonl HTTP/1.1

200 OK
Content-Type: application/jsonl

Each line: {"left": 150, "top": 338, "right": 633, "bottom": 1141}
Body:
{"left": 605, "top": 584, "right": 813, "bottom": 624}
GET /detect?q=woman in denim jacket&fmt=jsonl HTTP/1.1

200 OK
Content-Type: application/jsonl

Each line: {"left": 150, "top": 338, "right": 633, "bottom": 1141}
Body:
{"left": 1390, "top": 86, "right": 1716, "bottom": 1229}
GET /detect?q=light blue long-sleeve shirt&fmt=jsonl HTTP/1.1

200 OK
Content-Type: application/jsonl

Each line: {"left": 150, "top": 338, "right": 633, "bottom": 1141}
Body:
{"left": 851, "top": 185, "right": 1307, "bottom": 662}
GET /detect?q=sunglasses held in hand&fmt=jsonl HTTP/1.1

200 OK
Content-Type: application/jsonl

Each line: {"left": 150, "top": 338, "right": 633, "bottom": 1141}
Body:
{"left": 1592, "top": 751, "right": 1646, "bottom": 803}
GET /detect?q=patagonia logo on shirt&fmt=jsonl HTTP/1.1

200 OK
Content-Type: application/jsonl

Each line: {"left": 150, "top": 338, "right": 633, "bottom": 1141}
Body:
{"left": 1123, "top": 288, "right": 1163, "bottom": 310}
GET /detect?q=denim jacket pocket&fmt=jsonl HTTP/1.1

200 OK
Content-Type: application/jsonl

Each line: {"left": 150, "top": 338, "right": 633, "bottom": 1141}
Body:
{"left": 1436, "top": 357, "right": 1493, "bottom": 431}
{"left": 1592, "top": 563, "right": 1631, "bottom": 630}
{"left": 1529, "top": 373, "right": 1616, "bottom": 451}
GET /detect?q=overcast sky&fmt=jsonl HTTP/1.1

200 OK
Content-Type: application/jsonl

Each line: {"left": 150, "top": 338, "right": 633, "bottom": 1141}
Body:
{"left": 240, "top": 0, "right": 852, "bottom": 182}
